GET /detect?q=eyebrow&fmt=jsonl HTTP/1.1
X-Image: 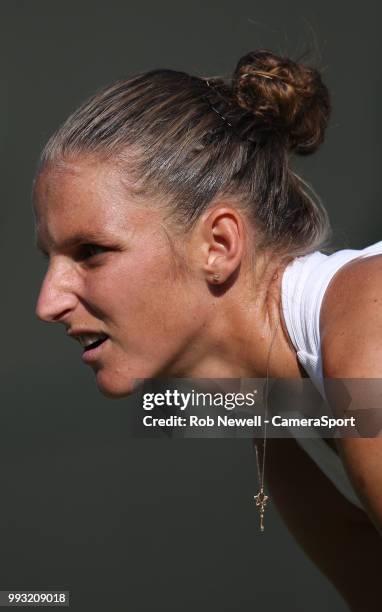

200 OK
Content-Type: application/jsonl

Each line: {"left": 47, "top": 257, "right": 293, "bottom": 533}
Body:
{"left": 35, "top": 230, "right": 116, "bottom": 254}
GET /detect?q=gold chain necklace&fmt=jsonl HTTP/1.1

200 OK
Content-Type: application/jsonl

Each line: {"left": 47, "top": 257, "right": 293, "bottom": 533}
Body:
{"left": 253, "top": 317, "right": 280, "bottom": 532}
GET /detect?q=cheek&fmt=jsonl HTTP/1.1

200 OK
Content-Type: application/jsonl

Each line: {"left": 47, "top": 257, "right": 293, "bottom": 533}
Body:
{"left": 86, "top": 252, "right": 190, "bottom": 333}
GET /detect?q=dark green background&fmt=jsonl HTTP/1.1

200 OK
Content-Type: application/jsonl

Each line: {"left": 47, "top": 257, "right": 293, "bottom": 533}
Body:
{"left": 1, "top": 1, "right": 381, "bottom": 610}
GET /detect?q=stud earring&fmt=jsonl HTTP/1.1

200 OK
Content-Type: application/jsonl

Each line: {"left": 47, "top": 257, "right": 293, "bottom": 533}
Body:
{"left": 212, "top": 273, "right": 221, "bottom": 283}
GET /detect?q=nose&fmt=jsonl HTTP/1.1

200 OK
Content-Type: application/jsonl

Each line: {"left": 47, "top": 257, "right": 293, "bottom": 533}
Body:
{"left": 35, "top": 258, "right": 79, "bottom": 323}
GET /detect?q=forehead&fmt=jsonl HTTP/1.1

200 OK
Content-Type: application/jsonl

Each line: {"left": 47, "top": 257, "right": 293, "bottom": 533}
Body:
{"left": 34, "top": 159, "right": 129, "bottom": 224}
{"left": 33, "top": 159, "right": 151, "bottom": 249}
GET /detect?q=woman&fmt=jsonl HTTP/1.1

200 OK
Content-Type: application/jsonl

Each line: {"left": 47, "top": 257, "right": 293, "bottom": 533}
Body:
{"left": 34, "top": 49, "right": 382, "bottom": 611}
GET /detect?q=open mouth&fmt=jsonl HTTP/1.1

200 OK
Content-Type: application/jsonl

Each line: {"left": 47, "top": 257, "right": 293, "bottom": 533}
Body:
{"left": 80, "top": 334, "right": 110, "bottom": 364}
{"left": 83, "top": 336, "right": 108, "bottom": 352}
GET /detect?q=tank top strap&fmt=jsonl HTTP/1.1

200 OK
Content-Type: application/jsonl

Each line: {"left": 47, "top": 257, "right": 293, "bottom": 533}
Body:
{"left": 281, "top": 241, "right": 382, "bottom": 390}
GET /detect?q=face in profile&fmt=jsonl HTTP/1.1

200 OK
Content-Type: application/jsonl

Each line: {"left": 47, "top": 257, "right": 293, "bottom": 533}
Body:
{"left": 34, "top": 158, "right": 210, "bottom": 397}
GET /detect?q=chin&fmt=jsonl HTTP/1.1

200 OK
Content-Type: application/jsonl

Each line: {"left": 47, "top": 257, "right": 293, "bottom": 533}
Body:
{"left": 95, "top": 370, "right": 140, "bottom": 399}
{"left": 93, "top": 356, "right": 179, "bottom": 398}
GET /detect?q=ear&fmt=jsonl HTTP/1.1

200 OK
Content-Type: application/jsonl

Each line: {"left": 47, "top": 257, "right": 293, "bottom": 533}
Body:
{"left": 198, "top": 206, "right": 245, "bottom": 285}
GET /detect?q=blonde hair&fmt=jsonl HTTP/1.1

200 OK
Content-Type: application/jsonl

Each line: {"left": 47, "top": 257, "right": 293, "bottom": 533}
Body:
{"left": 39, "top": 49, "right": 331, "bottom": 257}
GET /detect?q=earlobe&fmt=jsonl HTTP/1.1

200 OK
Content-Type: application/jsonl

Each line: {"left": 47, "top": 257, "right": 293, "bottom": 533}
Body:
{"left": 210, "top": 272, "right": 222, "bottom": 284}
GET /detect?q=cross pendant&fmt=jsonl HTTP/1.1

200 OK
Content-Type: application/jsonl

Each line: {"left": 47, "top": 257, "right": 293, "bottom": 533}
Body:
{"left": 254, "top": 488, "right": 269, "bottom": 533}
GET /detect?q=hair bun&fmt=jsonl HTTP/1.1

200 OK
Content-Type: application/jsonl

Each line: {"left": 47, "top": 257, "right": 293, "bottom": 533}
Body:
{"left": 232, "top": 49, "right": 331, "bottom": 155}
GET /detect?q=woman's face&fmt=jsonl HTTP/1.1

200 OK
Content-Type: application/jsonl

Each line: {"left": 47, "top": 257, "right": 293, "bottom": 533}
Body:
{"left": 34, "top": 158, "right": 209, "bottom": 397}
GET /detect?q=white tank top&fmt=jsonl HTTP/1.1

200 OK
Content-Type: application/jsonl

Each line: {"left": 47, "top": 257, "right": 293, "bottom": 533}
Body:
{"left": 281, "top": 240, "right": 382, "bottom": 509}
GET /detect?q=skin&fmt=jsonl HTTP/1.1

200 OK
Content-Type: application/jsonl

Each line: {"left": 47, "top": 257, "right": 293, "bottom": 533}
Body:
{"left": 265, "top": 438, "right": 382, "bottom": 612}
{"left": 320, "top": 256, "right": 382, "bottom": 533}
{"left": 34, "top": 156, "right": 382, "bottom": 609}
{"left": 34, "top": 157, "right": 301, "bottom": 397}
{"left": 270, "top": 255, "right": 382, "bottom": 612}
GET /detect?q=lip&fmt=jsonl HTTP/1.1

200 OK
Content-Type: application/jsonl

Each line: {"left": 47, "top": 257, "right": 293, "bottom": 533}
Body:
{"left": 81, "top": 337, "right": 109, "bottom": 363}
{"left": 67, "top": 328, "right": 108, "bottom": 339}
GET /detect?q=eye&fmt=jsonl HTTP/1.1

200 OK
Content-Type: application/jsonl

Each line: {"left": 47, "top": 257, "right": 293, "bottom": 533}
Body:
{"left": 79, "top": 244, "right": 108, "bottom": 260}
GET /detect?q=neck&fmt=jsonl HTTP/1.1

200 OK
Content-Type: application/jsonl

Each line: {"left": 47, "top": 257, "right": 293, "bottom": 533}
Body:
{"left": 175, "top": 252, "right": 303, "bottom": 379}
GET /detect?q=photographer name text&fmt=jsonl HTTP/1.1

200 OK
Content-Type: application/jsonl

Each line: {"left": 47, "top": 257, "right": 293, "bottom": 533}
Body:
{"left": 142, "top": 415, "right": 356, "bottom": 429}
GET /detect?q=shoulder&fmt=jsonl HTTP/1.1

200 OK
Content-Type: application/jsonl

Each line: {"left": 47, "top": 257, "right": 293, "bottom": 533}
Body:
{"left": 320, "top": 254, "right": 382, "bottom": 377}
{"left": 319, "top": 254, "right": 382, "bottom": 530}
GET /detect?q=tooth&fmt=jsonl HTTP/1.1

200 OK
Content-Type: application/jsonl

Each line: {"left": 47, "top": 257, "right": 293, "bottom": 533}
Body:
{"left": 77, "top": 333, "right": 106, "bottom": 348}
